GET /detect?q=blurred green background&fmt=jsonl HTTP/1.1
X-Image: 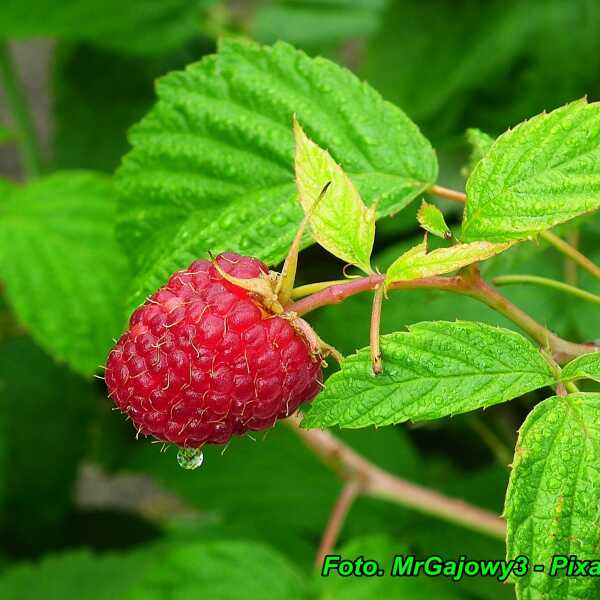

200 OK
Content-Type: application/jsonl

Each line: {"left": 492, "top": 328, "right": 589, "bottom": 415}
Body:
{"left": 0, "top": 1, "right": 599, "bottom": 598}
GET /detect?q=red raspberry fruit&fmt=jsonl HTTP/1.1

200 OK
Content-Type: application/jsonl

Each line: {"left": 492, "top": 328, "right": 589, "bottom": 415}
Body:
{"left": 105, "top": 252, "right": 323, "bottom": 448}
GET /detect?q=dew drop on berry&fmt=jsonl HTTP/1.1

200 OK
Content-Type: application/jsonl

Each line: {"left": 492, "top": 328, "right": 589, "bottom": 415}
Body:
{"left": 177, "top": 447, "right": 204, "bottom": 470}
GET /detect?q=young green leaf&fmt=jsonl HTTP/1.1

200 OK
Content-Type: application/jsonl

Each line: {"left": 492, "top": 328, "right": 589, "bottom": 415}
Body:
{"left": 294, "top": 118, "right": 375, "bottom": 272}
{"left": 385, "top": 239, "right": 512, "bottom": 286}
{"left": 0, "top": 171, "right": 130, "bottom": 375}
{"left": 462, "top": 128, "right": 494, "bottom": 177}
{"left": 463, "top": 99, "right": 600, "bottom": 242}
{"left": 561, "top": 352, "right": 600, "bottom": 383}
{"left": 505, "top": 393, "right": 600, "bottom": 600}
{"left": 417, "top": 200, "right": 452, "bottom": 239}
{"left": 117, "top": 38, "right": 438, "bottom": 311}
{"left": 302, "top": 321, "right": 555, "bottom": 429}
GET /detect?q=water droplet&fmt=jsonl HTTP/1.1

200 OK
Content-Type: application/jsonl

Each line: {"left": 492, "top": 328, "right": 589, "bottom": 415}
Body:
{"left": 270, "top": 213, "right": 288, "bottom": 227}
{"left": 239, "top": 235, "right": 253, "bottom": 250}
{"left": 219, "top": 213, "right": 236, "bottom": 229}
{"left": 177, "top": 447, "right": 204, "bottom": 470}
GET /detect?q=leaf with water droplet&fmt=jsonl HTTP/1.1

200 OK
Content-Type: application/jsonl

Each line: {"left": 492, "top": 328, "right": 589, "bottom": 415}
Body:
{"left": 302, "top": 321, "right": 556, "bottom": 428}
{"left": 505, "top": 393, "right": 600, "bottom": 600}
{"left": 270, "top": 213, "right": 288, "bottom": 227}
{"left": 117, "top": 38, "right": 437, "bottom": 312}
{"left": 463, "top": 99, "right": 600, "bottom": 242}
{"left": 0, "top": 171, "right": 130, "bottom": 375}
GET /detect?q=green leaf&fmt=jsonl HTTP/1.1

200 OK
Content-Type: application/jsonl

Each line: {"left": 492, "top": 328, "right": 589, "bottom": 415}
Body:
{"left": 117, "top": 38, "right": 438, "bottom": 311}
{"left": 0, "top": 171, "right": 130, "bottom": 375}
{"left": 359, "top": 1, "right": 600, "bottom": 144}
{"left": 463, "top": 99, "right": 600, "bottom": 242}
{"left": 462, "top": 128, "right": 494, "bottom": 177}
{"left": 294, "top": 118, "right": 375, "bottom": 272}
{"left": 0, "top": 540, "right": 305, "bottom": 600}
{"left": 0, "top": 549, "right": 150, "bottom": 600}
{"left": 125, "top": 541, "right": 306, "bottom": 600}
{"left": 302, "top": 321, "right": 555, "bottom": 428}
{"left": 385, "top": 239, "right": 513, "bottom": 286}
{"left": 0, "top": 0, "right": 215, "bottom": 55}
{"left": 505, "top": 393, "right": 600, "bottom": 600}
{"left": 253, "top": 0, "right": 387, "bottom": 49}
{"left": 0, "top": 337, "right": 95, "bottom": 552}
{"left": 416, "top": 200, "right": 452, "bottom": 239}
{"left": 561, "top": 352, "right": 600, "bottom": 383}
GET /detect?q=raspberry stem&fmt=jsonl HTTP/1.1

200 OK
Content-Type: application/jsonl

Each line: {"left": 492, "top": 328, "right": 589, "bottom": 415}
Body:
{"left": 428, "top": 184, "right": 467, "bottom": 203}
{"left": 493, "top": 274, "right": 600, "bottom": 306}
{"left": 314, "top": 479, "right": 362, "bottom": 569}
{"left": 541, "top": 230, "right": 600, "bottom": 282}
{"left": 287, "top": 413, "right": 506, "bottom": 539}
{"left": 288, "top": 270, "right": 598, "bottom": 363}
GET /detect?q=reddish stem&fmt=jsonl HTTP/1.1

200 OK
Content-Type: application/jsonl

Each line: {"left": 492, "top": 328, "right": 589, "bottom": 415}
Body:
{"left": 315, "top": 479, "right": 362, "bottom": 569}
{"left": 290, "top": 273, "right": 460, "bottom": 316}
{"left": 462, "top": 272, "right": 596, "bottom": 360}
{"left": 288, "top": 272, "right": 596, "bottom": 363}
{"left": 287, "top": 415, "right": 506, "bottom": 539}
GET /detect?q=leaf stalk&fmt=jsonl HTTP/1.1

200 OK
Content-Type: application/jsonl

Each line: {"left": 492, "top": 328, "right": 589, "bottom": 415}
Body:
{"left": 541, "top": 230, "right": 600, "bottom": 282}
{"left": 288, "top": 271, "right": 597, "bottom": 363}
{"left": 493, "top": 274, "right": 600, "bottom": 307}
{"left": 286, "top": 414, "right": 506, "bottom": 540}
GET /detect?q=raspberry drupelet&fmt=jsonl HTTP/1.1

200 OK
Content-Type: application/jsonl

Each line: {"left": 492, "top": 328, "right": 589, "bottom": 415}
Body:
{"left": 105, "top": 252, "right": 323, "bottom": 448}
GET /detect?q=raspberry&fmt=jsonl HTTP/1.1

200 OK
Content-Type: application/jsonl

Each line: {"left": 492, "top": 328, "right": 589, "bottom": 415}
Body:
{"left": 105, "top": 252, "right": 323, "bottom": 448}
